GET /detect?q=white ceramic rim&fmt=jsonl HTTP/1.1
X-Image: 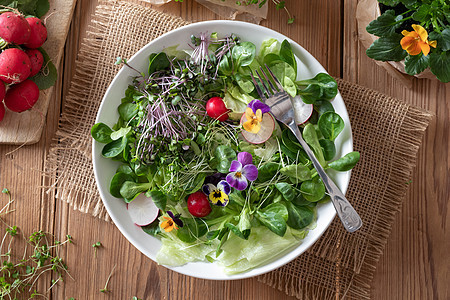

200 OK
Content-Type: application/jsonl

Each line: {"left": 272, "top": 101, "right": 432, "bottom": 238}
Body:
{"left": 92, "top": 20, "right": 353, "bottom": 280}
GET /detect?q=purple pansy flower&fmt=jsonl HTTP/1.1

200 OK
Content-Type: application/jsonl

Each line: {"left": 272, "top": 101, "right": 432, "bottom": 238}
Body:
{"left": 226, "top": 152, "right": 258, "bottom": 191}
{"left": 248, "top": 99, "right": 270, "bottom": 114}
{"left": 202, "top": 180, "right": 231, "bottom": 206}
{"left": 167, "top": 211, "right": 184, "bottom": 227}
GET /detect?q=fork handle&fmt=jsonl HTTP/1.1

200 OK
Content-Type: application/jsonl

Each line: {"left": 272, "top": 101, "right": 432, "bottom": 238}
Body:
{"left": 288, "top": 122, "right": 362, "bottom": 233}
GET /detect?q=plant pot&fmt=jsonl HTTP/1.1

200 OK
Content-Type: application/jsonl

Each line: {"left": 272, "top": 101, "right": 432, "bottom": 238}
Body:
{"left": 356, "top": 0, "right": 437, "bottom": 83}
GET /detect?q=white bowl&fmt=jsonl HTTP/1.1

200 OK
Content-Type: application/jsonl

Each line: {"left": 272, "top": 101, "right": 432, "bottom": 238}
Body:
{"left": 92, "top": 20, "right": 353, "bottom": 280}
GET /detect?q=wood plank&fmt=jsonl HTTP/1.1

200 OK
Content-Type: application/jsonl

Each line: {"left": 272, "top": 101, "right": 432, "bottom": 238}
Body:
{"left": 0, "top": 0, "right": 76, "bottom": 145}
{"left": 344, "top": 1, "right": 449, "bottom": 299}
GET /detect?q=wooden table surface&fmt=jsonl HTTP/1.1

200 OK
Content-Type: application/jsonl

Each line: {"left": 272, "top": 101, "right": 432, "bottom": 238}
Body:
{"left": 0, "top": 0, "right": 448, "bottom": 299}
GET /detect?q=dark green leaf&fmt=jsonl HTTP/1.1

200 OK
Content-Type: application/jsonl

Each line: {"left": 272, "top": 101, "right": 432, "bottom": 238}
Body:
{"left": 429, "top": 52, "right": 450, "bottom": 83}
{"left": 91, "top": 123, "right": 113, "bottom": 144}
{"left": 148, "top": 190, "right": 167, "bottom": 210}
{"left": 287, "top": 202, "right": 314, "bottom": 229}
{"left": 102, "top": 137, "right": 127, "bottom": 158}
{"left": 319, "top": 139, "right": 336, "bottom": 161}
{"left": 255, "top": 203, "right": 288, "bottom": 236}
{"left": 177, "top": 218, "right": 207, "bottom": 243}
{"left": 300, "top": 177, "right": 326, "bottom": 202}
{"left": 318, "top": 111, "right": 344, "bottom": 141}
{"left": 366, "top": 10, "right": 403, "bottom": 37}
{"left": 120, "top": 182, "right": 152, "bottom": 202}
{"left": 29, "top": 48, "right": 57, "bottom": 90}
{"left": 225, "top": 223, "right": 248, "bottom": 239}
{"left": 279, "top": 40, "right": 297, "bottom": 76}
{"left": 214, "top": 145, "right": 237, "bottom": 173}
{"left": 183, "top": 173, "right": 206, "bottom": 194}
{"left": 118, "top": 103, "right": 138, "bottom": 122}
{"left": 366, "top": 34, "right": 407, "bottom": 62}
{"left": 438, "top": 29, "right": 450, "bottom": 51}
{"left": 275, "top": 182, "right": 295, "bottom": 201}
{"left": 141, "top": 217, "right": 161, "bottom": 236}
{"left": 35, "top": 0, "right": 50, "bottom": 17}
{"left": 378, "top": 0, "right": 400, "bottom": 6}
{"left": 110, "top": 172, "right": 134, "bottom": 198}
{"left": 257, "top": 162, "right": 280, "bottom": 182}
{"left": 328, "top": 151, "right": 360, "bottom": 171}
{"left": 148, "top": 52, "right": 170, "bottom": 75}
{"left": 279, "top": 164, "right": 311, "bottom": 183}
{"left": 206, "top": 230, "right": 220, "bottom": 240}
{"left": 412, "top": 4, "right": 430, "bottom": 22}
{"left": 404, "top": 53, "right": 429, "bottom": 75}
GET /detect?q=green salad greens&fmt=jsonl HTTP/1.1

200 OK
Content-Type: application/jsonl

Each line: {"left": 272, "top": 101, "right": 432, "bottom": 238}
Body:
{"left": 91, "top": 32, "right": 360, "bottom": 274}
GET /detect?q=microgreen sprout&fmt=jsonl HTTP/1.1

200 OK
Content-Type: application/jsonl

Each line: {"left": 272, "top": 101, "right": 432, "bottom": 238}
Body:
{"left": 92, "top": 241, "right": 102, "bottom": 258}
{"left": 0, "top": 189, "right": 73, "bottom": 299}
{"left": 100, "top": 264, "right": 116, "bottom": 293}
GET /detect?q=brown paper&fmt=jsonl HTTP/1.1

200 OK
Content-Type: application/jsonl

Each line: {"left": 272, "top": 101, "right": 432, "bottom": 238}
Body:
{"left": 44, "top": 1, "right": 433, "bottom": 299}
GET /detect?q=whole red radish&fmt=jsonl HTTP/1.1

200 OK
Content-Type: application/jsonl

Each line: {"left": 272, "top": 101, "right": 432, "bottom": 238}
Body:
{"left": 25, "top": 49, "right": 44, "bottom": 77}
{"left": 206, "top": 96, "right": 229, "bottom": 122}
{"left": 0, "top": 12, "right": 30, "bottom": 45}
{"left": 24, "top": 17, "right": 47, "bottom": 49}
{"left": 0, "top": 102, "right": 5, "bottom": 122}
{"left": 187, "top": 192, "right": 211, "bottom": 217}
{"left": 4, "top": 79, "right": 39, "bottom": 112}
{"left": 0, "top": 48, "right": 32, "bottom": 84}
{"left": 0, "top": 81, "right": 5, "bottom": 101}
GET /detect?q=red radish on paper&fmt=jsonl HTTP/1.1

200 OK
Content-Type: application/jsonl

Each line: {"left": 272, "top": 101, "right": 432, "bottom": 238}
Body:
{"left": 0, "top": 12, "right": 30, "bottom": 45}
{"left": 0, "top": 48, "right": 32, "bottom": 84}
{"left": 0, "top": 102, "right": 5, "bottom": 122}
{"left": 24, "top": 17, "right": 47, "bottom": 49}
{"left": 4, "top": 79, "right": 39, "bottom": 112}
{"left": 127, "top": 193, "right": 160, "bottom": 226}
{"left": 25, "top": 49, "right": 44, "bottom": 77}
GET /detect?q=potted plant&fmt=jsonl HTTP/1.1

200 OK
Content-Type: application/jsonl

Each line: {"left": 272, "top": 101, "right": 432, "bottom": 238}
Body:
{"left": 357, "top": 0, "right": 449, "bottom": 83}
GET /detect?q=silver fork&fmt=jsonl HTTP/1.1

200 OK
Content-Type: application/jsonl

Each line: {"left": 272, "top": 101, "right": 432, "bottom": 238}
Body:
{"left": 251, "top": 65, "right": 362, "bottom": 233}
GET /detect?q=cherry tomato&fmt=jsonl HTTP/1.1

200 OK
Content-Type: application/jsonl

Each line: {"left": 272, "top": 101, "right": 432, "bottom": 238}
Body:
{"left": 206, "top": 96, "right": 229, "bottom": 122}
{"left": 187, "top": 191, "right": 211, "bottom": 217}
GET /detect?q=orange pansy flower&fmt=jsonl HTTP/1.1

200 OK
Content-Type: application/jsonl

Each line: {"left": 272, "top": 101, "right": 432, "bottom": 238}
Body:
{"left": 160, "top": 216, "right": 179, "bottom": 232}
{"left": 400, "top": 24, "right": 437, "bottom": 56}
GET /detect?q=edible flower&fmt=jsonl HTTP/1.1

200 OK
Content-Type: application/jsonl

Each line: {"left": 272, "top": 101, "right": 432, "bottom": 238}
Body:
{"left": 242, "top": 100, "right": 271, "bottom": 134}
{"left": 400, "top": 24, "right": 437, "bottom": 56}
{"left": 226, "top": 152, "right": 258, "bottom": 191}
{"left": 202, "top": 180, "right": 231, "bottom": 206}
{"left": 160, "top": 211, "right": 183, "bottom": 232}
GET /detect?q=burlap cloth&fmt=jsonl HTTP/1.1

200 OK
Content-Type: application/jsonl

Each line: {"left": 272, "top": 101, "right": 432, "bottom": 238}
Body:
{"left": 44, "top": 1, "right": 433, "bottom": 299}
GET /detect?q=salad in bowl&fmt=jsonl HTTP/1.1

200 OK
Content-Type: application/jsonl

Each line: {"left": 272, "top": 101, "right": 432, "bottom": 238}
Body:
{"left": 91, "top": 21, "right": 359, "bottom": 279}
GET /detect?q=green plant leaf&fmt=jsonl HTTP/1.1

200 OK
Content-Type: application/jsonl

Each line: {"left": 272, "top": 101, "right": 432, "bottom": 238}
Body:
{"left": 366, "top": 10, "right": 403, "bottom": 37}
{"left": 255, "top": 203, "right": 288, "bottom": 236}
{"left": 91, "top": 123, "right": 113, "bottom": 144}
{"left": 429, "top": 52, "right": 450, "bottom": 83}
{"left": 275, "top": 182, "right": 295, "bottom": 201}
{"left": 318, "top": 112, "right": 344, "bottom": 141}
{"left": 110, "top": 172, "right": 134, "bottom": 198}
{"left": 214, "top": 145, "right": 237, "bottom": 173}
{"left": 286, "top": 202, "right": 314, "bottom": 229}
{"left": 300, "top": 177, "right": 325, "bottom": 202}
{"left": 148, "top": 190, "right": 167, "bottom": 210}
{"left": 279, "top": 164, "right": 311, "bottom": 183}
{"left": 378, "top": 0, "right": 400, "bottom": 6}
{"left": 366, "top": 34, "right": 407, "bottom": 62}
{"left": 412, "top": 4, "right": 430, "bottom": 22}
{"left": 328, "top": 151, "right": 360, "bottom": 171}
{"left": 404, "top": 53, "right": 429, "bottom": 75}
{"left": 35, "top": 0, "right": 50, "bottom": 17}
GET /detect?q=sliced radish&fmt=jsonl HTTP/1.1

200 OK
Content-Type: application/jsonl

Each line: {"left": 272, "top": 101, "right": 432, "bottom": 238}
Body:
{"left": 292, "top": 95, "right": 313, "bottom": 125}
{"left": 127, "top": 193, "right": 159, "bottom": 226}
{"left": 240, "top": 112, "right": 275, "bottom": 144}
